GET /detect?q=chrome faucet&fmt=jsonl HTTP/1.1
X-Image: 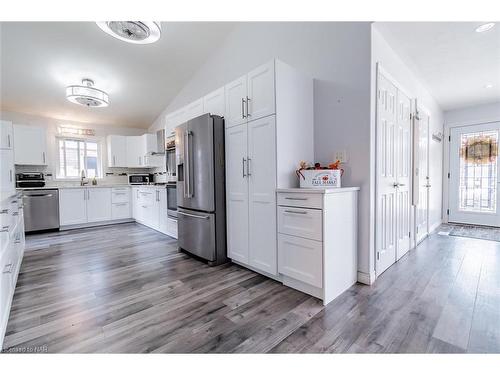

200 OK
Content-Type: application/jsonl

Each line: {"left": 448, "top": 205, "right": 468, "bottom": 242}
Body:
{"left": 80, "top": 170, "right": 88, "bottom": 186}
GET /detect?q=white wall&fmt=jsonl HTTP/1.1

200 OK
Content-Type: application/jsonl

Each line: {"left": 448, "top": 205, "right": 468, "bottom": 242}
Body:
{"left": 371, "top": 26, "right": 445, "bottom": 280}
{"left": 0, "top": 110, "right": 149, "bottom": 184}
{"left": 442, "top": 101, "right": 500, "bottom": 221}
{"left": 148, "top": 22, "right": 373, "bottom": 281}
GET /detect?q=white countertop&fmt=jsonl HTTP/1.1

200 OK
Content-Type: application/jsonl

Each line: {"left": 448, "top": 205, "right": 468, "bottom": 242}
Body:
{"left": 17, "top": 184, "right": 132, "bottom": 190}
{"left": 276, "top": 187, "right": 360, "bottom": 194}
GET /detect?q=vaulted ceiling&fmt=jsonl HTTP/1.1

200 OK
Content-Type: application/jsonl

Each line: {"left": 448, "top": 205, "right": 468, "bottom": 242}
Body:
{"left": 0, "top": 22, "right": 236, "bottom": 128}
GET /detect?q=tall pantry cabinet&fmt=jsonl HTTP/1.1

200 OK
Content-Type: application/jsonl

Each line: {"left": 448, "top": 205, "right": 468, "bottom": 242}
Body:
{"left": 225, "top": 59, "right": 314, "bottom": 277}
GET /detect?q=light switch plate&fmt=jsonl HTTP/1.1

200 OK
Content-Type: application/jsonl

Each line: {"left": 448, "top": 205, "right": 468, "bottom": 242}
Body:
{"left": 334, "top": 150, "right": 348, "bottom": 163}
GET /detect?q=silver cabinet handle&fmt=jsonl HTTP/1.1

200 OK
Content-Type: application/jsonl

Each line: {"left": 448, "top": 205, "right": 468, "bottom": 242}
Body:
{"left": 241, "top": 98, "right": 245, "bottom": 119}
{"left": 0, "top": 209, "right": 9, "bottom": 214}
{"left": 247, "top": 158, "right": 252, "bottom": 176}
{"left": 178, "top": 211, "right": 209, "bottom": 220}
{"left": 284, "top": 209, "right": 308, "bottom": 215}
{"left": 399, "top": 183, "right": 406, "bottom": 187}
{"left": 113, "top": 155, "right": 116, "bottom": 166}
{"left": 242, "top": 158, "right": 247, "bottom": 177}
{"left": 284, "top": 197, "right": 308, "bottom": 201}
{"left": 42, "top": 152, "right": 46, "bottom": 164}
{"left": 12, "top": 212, "right": 19, "bottom": 216}
{"left": 3, "top": 263, "right": 13, "bottom": 274}
{"left": 10, "top": 169, "right": 12, "bottom": 182}
{"left": 7, "top": 134, "right": 11, "bottom": 148}
{"left": 114, "top": 202, "right": 128, "bottom": 206}
{"left": 1, "top": 225, "right": 10, "bottom": 232}
{"left": 246, "top": 96, "right": 251, "bottom": 117}
{"left": 87, "top": 190, "right": 90, "bottom": 200}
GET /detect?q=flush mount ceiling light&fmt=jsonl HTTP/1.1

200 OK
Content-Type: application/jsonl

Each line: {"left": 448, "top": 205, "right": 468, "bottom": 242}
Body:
{"left": 485, "top": 83, "right": 494, "bottom": 89}
{"left": 66, "top": 79, "right": 109, "bottom": 108}
{"left": 96, "top": 21, "right": 161, "bottom": 44}
{"left": 475, "top": 23, "right": 495, "bottom": 33}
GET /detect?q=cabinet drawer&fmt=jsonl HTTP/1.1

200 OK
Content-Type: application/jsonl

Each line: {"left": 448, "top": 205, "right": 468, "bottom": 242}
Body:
{"left": 277, "top": 192, "right": 323, "bottom": 209}
{"left": 112, "top": 202, "right": 131, "bottom": 220}
{"left": 278, "top": 233, "right": 322, "bottom": 288}
{"left": 278, "top": 206, "right": 322, "bottom": 241}
{"left": 111, "top": 189, "right": 130, "bottom": 204}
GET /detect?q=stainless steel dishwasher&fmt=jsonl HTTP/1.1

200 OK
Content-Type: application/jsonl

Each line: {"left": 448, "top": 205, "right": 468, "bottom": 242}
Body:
{"left": 22, "top": 189, "right": 60, "bottom": 232}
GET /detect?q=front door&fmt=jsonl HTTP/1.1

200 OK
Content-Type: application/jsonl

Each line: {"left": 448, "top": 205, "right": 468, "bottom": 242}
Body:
{"left": 449, "top": 122, "right": 500, "bottom": 226}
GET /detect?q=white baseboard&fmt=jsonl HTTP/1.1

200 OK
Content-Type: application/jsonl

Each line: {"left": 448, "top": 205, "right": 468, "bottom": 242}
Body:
{"left": 357, "top": 270, "right": 375, "bottom": 285}
{"left": 429, "top": 220, "right": 442, "bottom": 234}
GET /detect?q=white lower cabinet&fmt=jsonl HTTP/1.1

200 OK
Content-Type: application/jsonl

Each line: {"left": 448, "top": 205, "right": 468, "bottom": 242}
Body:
{"left": 59, "top": 188, "right": 87, "bottom": 225}
{"left": 1, "top": 191, "right": 25, "bottom": 347}
{"left": 86, "top": 188, "right": 112, "bottom": 223}
{"left": 134, "top": 187, "right": 175, "bottom": 237}
{"left": 60, "top": 187, "right": 130, "bottom": 227}
{"left": 277, "top": 188, "right": 359, "bottom": 305}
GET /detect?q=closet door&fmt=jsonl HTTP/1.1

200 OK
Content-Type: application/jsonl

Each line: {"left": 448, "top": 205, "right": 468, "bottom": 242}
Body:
{"left": 416, "top": 110, "right": 430, "bottom": 243}
{"left": 225, "top": 123, "right": 249, "bottom": 264}
{"left": 248, "top": 116, "right": 277, "bottom": 275}
{"left": 395, "top": 91, "right": 412, "bottom": 260}
{"left": 375, "top": 74, "right": 398, "bottom": 276}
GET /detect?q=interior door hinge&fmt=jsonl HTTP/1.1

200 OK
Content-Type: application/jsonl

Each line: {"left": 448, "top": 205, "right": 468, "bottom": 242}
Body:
{"left": 449, "top": 135, "right": 451, "bottom": 142}
{"left": 448, "top": 172, "right": 450, "bottom": 179}
{"left": 447, "top": 209, "right": 450, "bottom": 215}
{"left": 409, "top": 231, "right": 411, "bottom": 238}
{"left": 376, "top": 252, "right": 380, "bottom": 261}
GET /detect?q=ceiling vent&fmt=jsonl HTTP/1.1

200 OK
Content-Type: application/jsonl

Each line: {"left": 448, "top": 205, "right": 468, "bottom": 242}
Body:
{"left": 66, "top": 79, "right": 109, "bottom": 108}
{"left": 96, "top": 21, "right": 162, "bottom": 44}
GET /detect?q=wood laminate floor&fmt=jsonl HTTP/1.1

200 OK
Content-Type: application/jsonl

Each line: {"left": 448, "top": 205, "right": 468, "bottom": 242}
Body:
{"left": 2, "top": 223, "right": 500, "bottom": 353}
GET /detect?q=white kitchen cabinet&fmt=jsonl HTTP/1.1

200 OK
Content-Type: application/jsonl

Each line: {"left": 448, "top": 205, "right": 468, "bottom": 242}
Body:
{"left": 132, "top": 187, "right": 140, "bottom": 219}
{"left": 225, "top": 75, "right": 247, "bottom": 128}
{"left": 158, "top": 188, "right": 168, "bottom": 234}
{"left": 185, "top": 98, "right": 204, "bottom": 121}
{"left": 0, "top": 149, "right": 15, "bottom": 195}
{"left": 13, "top": 124, "right": 47, "bottom": 165}
{"left": 225, "top": 123, "right": 249, "bottom": 264}
{"left": 203, "top": 87, "right": 225, "bottom": 117}
{"left": 225, "top": 59, "right": 314, "bottom": 279}
{"left": 107, "top": 135, "right": 127, "bottom": 167}
{"left": 247, "top": 116, "right": 277, "bottom": 274}
{"left": 111, "top": 187, "right": 131, "bottom": 220}
{"left": 126, "top": 136, "right": 144, "bottom": 168}
{"left": 0, "top": 120, "right": 13, "bottom": 150}
{"left": 59, "top": 188, "right": 87, "bottom": 225}
{"left": 112, "top": 202, "right": 131, "bottom": 220}
{"left": 246, "top": 61, "right": 275, "bottom": 121}
{"left": 277, "top": 188, "right": 359, "bottom": 305}
{"left": 86, "top": 188, "right": 112, "bottom": 223}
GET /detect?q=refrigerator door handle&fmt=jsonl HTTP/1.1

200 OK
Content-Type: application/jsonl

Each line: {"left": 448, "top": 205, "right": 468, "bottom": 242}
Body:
{"left": 178, "top": 211, "right": 209, "bottom": 220}
{"left": 184, "top": 130, "right": 193, "bottom": 198}
{"left": 247, "top": 158, "right": 252, "bottom": 176}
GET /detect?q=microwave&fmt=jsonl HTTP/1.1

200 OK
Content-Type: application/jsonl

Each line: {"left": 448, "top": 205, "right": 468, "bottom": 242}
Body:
{"left": 128, "top": 174, "right": 153, "bottom": 185}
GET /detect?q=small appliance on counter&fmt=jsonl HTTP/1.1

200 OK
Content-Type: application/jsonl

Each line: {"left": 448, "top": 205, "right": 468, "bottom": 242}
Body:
{"left": 128, "top": 173, "right": 154, "bottom": 185}
{"left": 16, "top": 172, "right": 46, "bottom": 188}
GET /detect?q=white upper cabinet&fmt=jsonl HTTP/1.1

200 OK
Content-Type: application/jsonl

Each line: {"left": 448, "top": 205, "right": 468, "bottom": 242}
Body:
{"left": 126, "top": 136, "right": 144, "bottom": 168}
{"left": 246, "top": 61, "right": 276, "bottom": 121}
{"left": 86, "top": 188, "right": 112, "bottom": 223}
{"left": 165, "top": 108, "right": 187, "bottom": 136}
{"left": 203, "top": 87, "right": 225, "bottom": 117}
{"left": 184, "top": 98, "right": 204, "bottom": 121}
{"left": 0, "top": 120, "right": 13, "bottom": 150}
{"left": 0, "top": 149, "right": 15, "bottom": 194}
{"left": 225, "top": 75, "right": 247, "bottom": 128}
{"left": 13, "top": 124, "right": 47, "bottom": 165}
{"left": 107, "top": 135, "right": 127, "bottom": 168}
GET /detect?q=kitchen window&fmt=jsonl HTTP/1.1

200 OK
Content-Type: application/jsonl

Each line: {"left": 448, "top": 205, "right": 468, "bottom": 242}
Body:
{"left": 56, "top": 137, "right": 102, "bottom": 179}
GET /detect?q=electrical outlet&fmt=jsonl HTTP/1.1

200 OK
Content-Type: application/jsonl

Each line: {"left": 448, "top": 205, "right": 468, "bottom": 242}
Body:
{"left": 334, "top": 150, "right": 348, "bottom": 163}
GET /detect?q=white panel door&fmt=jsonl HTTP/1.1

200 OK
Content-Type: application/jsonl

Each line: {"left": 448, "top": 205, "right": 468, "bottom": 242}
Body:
{"left": 449, "top": 122, "right": 500, "bottom": 226}
{"left": 0, "top": 149, "right": 15, "bottom": 194}
{"left": 225, "top": 123, "right": 249, "bottom": 263}
{"left": 185, "top": 99, "right": 204, "bottom": 122}
{"left": 225, "top": 75, "right": 247, "bottom": 128}
{"left": 247, "top": 61, "right": 276, "bottom": 121}
{"left": 59, "top": 189, "right": 87, "bottom": 225}
{"left": 13, "top": 125, "right": 47, "bottom": 165}
{"left": 395, "top": 91, "right": 412, "bottom": 260}
{"left": 248, "top": 116, "right": 277, "bottom": 275}
{"left": 107, "top": 135, "right": 127, "bottom": 167}
{"left": 203, "top": 87, "right": 225, "bottom": 117}
{"left": 126, "top": 136, "right": 144, "bottom": 167}
{"left": 0, "top": 120, "right": 13, "bottom": 150}
{"left": 376, "top": 74, "right": 398, "bottom": 276}
{"left": 416, "top": 110, "right": 430, "bottom": 243}
{"left": 86, "top": 188, "right": 112, "bottom": 223}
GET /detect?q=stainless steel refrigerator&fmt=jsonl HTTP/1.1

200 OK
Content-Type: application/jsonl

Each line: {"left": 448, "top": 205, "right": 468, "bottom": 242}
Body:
{"left": 175, "top": 113, "right": 227, "bottom": 265}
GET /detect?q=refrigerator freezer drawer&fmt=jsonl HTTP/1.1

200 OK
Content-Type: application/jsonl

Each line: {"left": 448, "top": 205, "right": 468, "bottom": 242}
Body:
{"left": 177, "top": 208, "right": 216, "bottom": 262}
